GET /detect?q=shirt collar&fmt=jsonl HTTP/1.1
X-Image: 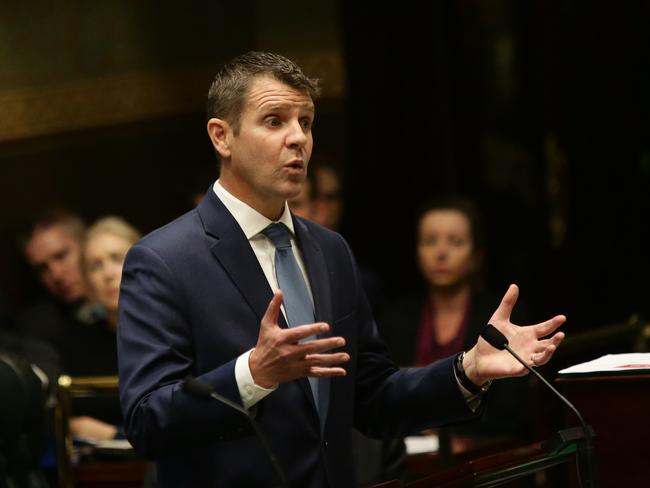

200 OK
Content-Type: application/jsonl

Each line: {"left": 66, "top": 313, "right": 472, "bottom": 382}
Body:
{"left": 213, "top": 180, "right": 295, "bottom": 240}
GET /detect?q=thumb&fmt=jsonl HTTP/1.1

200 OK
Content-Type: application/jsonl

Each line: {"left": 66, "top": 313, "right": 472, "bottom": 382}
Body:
{"left": 261, "top": 289, "right": 283, "bottom": 328}
{"left": 490, "top": 284, "right": 519, "bottom": 323}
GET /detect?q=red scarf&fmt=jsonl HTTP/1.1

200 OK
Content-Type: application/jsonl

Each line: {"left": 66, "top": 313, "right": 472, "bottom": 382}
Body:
{"left": 413, "top": 296, "right": 471, "bottom": 366}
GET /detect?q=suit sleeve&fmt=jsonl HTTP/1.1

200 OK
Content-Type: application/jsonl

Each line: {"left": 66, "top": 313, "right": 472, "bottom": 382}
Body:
{"left": 117, "top": 244, "right": 251, "bottom": 458}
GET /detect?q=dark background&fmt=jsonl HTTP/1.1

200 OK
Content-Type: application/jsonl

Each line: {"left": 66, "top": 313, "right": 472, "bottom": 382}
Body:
{"left": 1, "top": 0, "right": 648, "bottom": 332}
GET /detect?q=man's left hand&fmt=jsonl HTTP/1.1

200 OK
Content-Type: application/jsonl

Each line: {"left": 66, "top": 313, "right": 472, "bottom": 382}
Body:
{"left": 462, "top": 284, "right": 566, "bottom": 386}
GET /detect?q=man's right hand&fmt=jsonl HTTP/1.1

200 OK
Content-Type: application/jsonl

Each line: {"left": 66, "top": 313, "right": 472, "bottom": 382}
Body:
{"left": 249, "top": 290, "right": 350, "bottom": 388}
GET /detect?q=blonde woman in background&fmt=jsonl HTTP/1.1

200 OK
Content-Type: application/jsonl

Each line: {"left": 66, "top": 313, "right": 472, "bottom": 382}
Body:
{"left": 66, "top": 216, "right": 141, "bottom": 442}
{"left": 83, "top": 217, "right": 141, "bottom": 330}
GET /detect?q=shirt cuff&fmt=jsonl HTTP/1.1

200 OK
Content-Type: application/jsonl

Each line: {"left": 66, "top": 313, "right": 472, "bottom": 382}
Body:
{"left": 235, "top": 349, "right": 277, "bottom": 410}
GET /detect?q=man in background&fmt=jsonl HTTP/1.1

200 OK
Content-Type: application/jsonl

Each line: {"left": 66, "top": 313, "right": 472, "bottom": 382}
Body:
{"left": 311, "top": 164, "right": 344, "bottom": 231}
{"left": 17, "top": 210, "right": 95, "bottom": 348}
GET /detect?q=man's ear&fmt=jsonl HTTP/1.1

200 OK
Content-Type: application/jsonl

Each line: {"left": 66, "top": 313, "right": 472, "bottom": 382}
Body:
{"left": 207, "top": 118, "right": 232, "bottom": 159}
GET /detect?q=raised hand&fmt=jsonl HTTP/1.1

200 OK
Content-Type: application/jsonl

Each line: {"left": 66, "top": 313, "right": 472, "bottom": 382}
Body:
{"left": 249, "top": 290, "right": 350, "bottom": 388}
{"left": 463, "top": 284, "right": 566, "bottom": 385}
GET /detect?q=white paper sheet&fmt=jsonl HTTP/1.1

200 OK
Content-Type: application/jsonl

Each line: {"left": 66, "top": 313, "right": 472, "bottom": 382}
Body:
{"left": 404, "top": 434, "right": 439, "bottom": 454}
{"left": 558, "top": 353, "right": 650, "bottom": 375}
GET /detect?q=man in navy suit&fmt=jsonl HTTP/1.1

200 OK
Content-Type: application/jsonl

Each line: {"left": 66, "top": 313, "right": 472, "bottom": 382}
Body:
{"left": 117, "top": 52, "right": 566, "bottom": 487}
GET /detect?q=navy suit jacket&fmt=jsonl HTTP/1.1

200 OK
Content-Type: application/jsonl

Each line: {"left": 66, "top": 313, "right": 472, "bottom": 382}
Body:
{"left": 117, "top": 189, "right": 476, "bottom": 487}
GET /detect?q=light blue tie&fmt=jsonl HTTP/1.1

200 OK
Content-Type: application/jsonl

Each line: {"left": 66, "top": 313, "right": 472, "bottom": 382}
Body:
{"left": 262, "top": 223, "right": 319, "bottom": 410}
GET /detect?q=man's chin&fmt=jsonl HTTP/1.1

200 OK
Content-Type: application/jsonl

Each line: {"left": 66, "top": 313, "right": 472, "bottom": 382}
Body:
{"left": 281, "top": 181, "right": 305, "bottom": 199}
{"left": 60, "top": 289, "right": 86, "bottom": 305}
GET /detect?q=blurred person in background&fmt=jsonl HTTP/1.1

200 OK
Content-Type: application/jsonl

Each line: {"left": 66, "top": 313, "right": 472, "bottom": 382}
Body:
{"left": 287, "top": 166, "right": 316, "bottom": 219}
{"left": 309, "top": 163, "right": 383, "bottom": 314}
{"left": 17, "top": 210, "right": 94, "bottom": 353}
{"left": 23, "top": 211, "right": 87, "bottom": 306}
{"left": 83, "top": 217, "right": 141, "bottom": 332}
{"left": 311, "top": 164, "right": 344, "bottom": 231}
{"left": 64, "top": 216, "right": 141, "bottom": 442}
{"left": 380, "top": 196, "right": 529, "bottom": 443}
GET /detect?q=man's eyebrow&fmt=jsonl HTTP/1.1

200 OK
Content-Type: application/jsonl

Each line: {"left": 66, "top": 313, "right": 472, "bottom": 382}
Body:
{"left": 261, "top": 102, "right": 315, "bottom": 112}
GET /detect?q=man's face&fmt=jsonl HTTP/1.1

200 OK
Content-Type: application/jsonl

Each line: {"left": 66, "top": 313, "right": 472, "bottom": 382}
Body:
{"left": 25, "top": 225, "right": 86, "bottom": 303}
{"left": 218, "top": 75, "right": 314, "bottom": 217}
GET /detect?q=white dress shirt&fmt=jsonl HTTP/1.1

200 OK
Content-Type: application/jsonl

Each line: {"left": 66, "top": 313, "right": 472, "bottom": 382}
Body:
{"left": 213, "top": 180, "right": 313, "bottom": 409}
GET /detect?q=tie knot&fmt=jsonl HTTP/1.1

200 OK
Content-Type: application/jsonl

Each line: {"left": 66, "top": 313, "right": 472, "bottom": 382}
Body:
{"left": 262, "top": 223, "right": 292, "bottom": 249}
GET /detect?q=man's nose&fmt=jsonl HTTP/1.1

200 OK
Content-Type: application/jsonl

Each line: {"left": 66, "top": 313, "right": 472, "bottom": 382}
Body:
{"left": 286, "top": 119, "right": 308, "bottom": 147}
{"left": 50, "top": 261, "right": 69, "bottom": 282}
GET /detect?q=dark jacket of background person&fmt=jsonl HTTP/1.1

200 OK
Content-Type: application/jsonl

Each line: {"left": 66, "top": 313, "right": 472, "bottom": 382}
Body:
{"left": 16, "top": 299, "right": 67, "bottom": 349}
{"left": 16, "top": 298, "right": 89, "bottom": 363}
{"left": 379, "top": 289, "right": 530, "bottom": 438}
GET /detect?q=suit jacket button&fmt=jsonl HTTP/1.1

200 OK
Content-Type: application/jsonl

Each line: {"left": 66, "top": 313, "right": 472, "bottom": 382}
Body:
{"left": 323, "top": 440, "right": 329, "bottom": 450}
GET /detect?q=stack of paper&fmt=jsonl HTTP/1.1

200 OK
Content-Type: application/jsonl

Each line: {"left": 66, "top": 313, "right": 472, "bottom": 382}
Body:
{"left": 558, "top": 353, "right": 650, "bottom": 375}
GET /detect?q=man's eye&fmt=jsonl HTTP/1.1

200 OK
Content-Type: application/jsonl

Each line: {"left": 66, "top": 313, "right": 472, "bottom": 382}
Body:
{"left": 300, "top": 118, "right": 313, "bottom": 129}
{"left": 54, "top": 249, "right": 69, "bottom": 261}
{"left": 266, "top": 117, "right": 281, "bottom": 127}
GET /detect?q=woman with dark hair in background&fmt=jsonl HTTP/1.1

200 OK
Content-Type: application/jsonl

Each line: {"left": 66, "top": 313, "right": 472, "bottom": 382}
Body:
{"left": 379, "top": 196, "right": 530, "bottom": 443}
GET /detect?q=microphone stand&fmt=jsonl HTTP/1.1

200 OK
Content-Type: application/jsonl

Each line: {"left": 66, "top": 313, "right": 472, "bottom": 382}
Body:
{"left": 502, "top": 343, "right": 598, "bottom": 488}
{"left": 480, "top": 324, "right": 598, "bottom": 488}
{"left": 183, "top": 377, "right": 288, "bottom": 488}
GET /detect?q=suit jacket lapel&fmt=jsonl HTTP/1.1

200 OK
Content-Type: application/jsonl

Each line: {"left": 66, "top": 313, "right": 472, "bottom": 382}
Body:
{"left": 294, "top": 217, "right": 333, "bottom": 430}
{"left": 198, "top": 190, "right": 278, "bottom": 327}
{"left": 197, "top": 190, "right": 323, "bottom": 421}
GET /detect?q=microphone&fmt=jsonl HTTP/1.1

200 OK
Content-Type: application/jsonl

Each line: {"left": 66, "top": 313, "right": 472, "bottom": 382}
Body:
{"left": 182, "top": 377, "right": 288, "bottom": 488}
{"left": 480, "top": 324, "right": 598, "bottom": 488}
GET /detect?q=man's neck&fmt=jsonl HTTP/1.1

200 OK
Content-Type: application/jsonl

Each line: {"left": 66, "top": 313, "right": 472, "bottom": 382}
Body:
{"left": 218, "top": 178, "right": 285, "bottom": 221}
{"left": 56, "top": 295, "right": 86, "bottom": 311}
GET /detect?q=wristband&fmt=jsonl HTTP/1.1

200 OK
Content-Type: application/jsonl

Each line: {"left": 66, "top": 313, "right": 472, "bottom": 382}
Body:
{"left": 455, "top": 351, "right": 492, "bottom": 395}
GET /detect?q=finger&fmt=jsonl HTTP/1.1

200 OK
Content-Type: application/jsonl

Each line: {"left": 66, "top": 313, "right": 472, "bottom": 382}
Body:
{"left": 533, "top": 315, "right": 566, "bottom": 338}
{"left": 297, "top": 336, "right": 346, "bottom": 355}
{"left": 532, "top": 343, "right": 557, "bottom": 366}
{"left": 550, "top": 331, "right": 565, "bottom": 346}
{"left": 283, "top": 322, "right": 331, "bottom": 343}
{"left": 490, "top": 284, "right": 519, "bottom": 322}
{"left": 305, "top": 352, "right": 350, "bottom": 367}
{"left": 308, "top": 366, "right": 347, "bottom": 378}
{"left": 535, "top": 331, "right": 565, "bottom": 351}
{"left": 261, "top": 290, "right": 284, "bottom": 328}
